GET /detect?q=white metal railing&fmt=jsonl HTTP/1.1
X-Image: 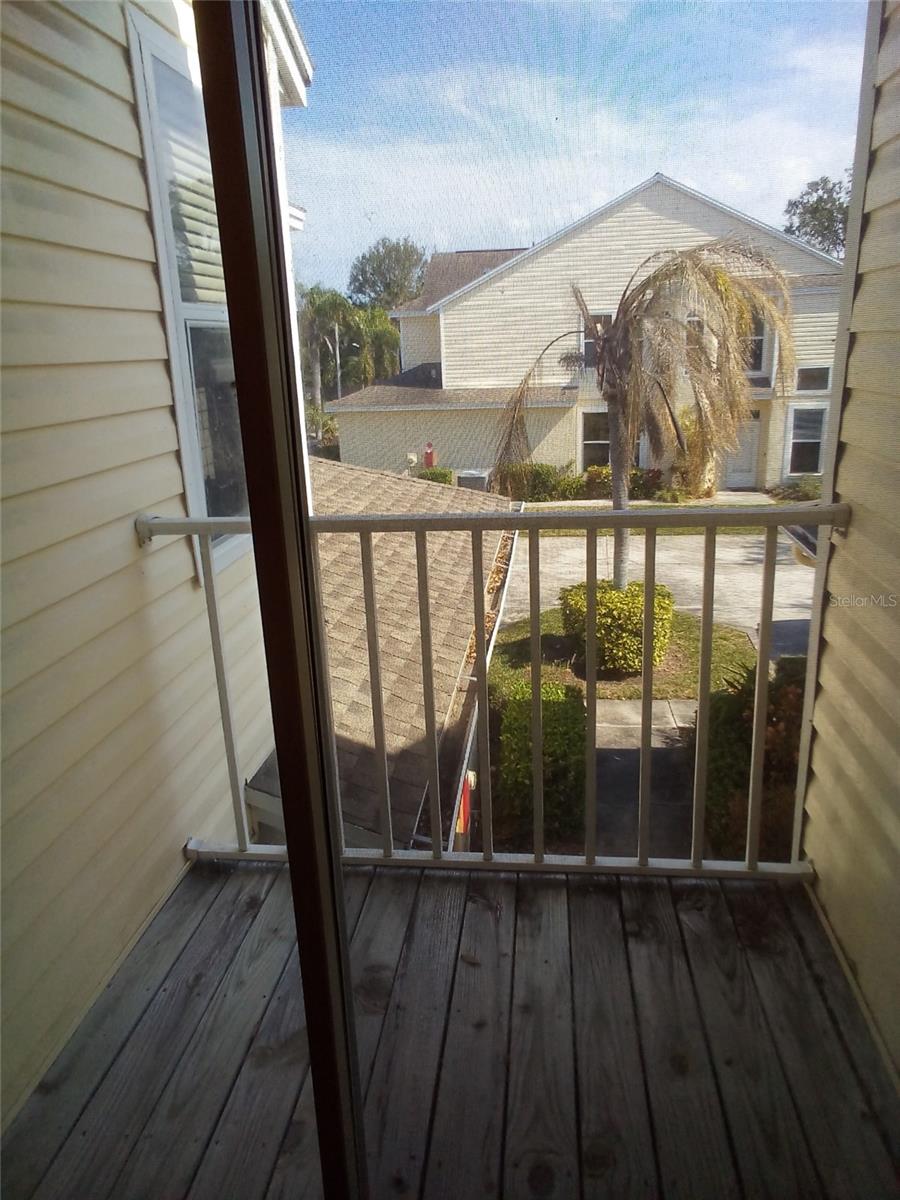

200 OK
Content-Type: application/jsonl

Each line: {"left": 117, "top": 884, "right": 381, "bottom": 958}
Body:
{"left": 136, "top": 501, "right": 849, "bottom": 879}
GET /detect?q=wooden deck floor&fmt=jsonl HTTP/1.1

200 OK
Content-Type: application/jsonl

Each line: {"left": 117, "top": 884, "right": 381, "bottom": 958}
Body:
{"left": 4, "top": 864, "right": 898, "bottom": 1200}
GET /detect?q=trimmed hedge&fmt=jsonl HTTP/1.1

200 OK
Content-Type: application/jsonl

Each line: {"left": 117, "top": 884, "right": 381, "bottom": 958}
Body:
{"left": 493, "top": 462, "right": 672, "bottom": 504}
{"left": 702, "top": 656, "right": 806, "bottom": 861}
{"left": 495, "top": 677, "right": 585, "bottom": 840}
{"left": 416, "top": 466, "right": 454, "bottom": 484}
{"left": 559, "top": 580, "right": 675, "bottom": 673}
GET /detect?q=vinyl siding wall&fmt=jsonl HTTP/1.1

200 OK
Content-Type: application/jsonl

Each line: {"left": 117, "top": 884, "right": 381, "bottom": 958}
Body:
{"left": 439, "top": 181, "right": 839, "bottom": 389}
{"left": 336, "top": 405, "right": 576, "bottom": 474}
{"left": 399, "top": 314, "right": 441, "bottom": 371}
{"left": 802, "top": 1, "right": 900, "bottom": 1067}
{"left": 0, "top": 0, "right": 273, "bottom": 1121}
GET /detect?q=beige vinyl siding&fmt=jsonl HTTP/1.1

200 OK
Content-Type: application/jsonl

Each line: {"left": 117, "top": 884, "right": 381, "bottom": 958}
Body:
{"left": 0, "top": 1, "right": 273, "bottom": 1122}
{"left": 791, "top": 290, "right": 840, "bottom": 366}
{"left": 399, "top": 315, "right": 441, "bottom": 371}
{"left": 802, "top": 1, "right": 900, "bottom": 1068}
{"left": 440, "top": 180, "right": 838, "bottom": 389}
{"left": 337, "top": 405, "right": 576, "bottom": 474}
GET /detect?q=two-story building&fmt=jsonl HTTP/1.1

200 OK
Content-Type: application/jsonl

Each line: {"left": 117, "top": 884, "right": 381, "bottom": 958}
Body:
{"left": 331, "top": 174, "right": 842, "bottom": 490}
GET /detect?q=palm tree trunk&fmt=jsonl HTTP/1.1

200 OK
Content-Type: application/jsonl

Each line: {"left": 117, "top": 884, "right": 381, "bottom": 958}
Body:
{"left": 310, "top": 341, "right": 323, "bottom": 440}
{"left": 605, "top": 388, "right": 630, "bottom": 588}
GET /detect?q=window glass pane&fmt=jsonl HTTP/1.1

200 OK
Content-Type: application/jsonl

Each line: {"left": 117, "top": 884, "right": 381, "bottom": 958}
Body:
{"left": 793, "top": 408, "right": 825, "bottom": 439}
{"left": 790, "top": 441, "right": 821, "bottom": 473}
{"left": 583, "top": 412, "right": 609, "bottom": 441}
{"left": 152, "top": 57, "right": 225, "bottom": 305}
{"left": 188, "top": 324, "right": 248, "bottom": 518}
{"left": 746, "top": 314, "right": 764, "bottom": 372}
{"left": 583, "top": 441, "right": 610, "bottom": 468}
{"left": 797, "top": 366, "right": 830, "bottom": 391}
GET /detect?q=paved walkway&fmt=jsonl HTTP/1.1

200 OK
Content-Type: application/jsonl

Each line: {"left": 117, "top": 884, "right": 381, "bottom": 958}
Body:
{"left": 503, "top": 531, "right": 814, "bottom": 655}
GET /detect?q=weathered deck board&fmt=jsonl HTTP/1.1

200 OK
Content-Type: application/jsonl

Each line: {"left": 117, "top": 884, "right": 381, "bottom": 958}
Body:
{"left": 782, "top": 885, "right": 900, "bottom": 1163}
{"left": 9, "top": 865, "right": 899, "bottom": 1200}
{"left": 568, "top": 875, "right": 658, "bottom": 1199}
{"left": 672, "top": 879, "right": 820, "bottom": 1199}
{"left": 0, "top": 864, "right": 227, "bottom": 1200}
{"left": 111, "top": 869, "right": 298, "bottom": 1198}
{"left": 422, "top": 873, "right": 517, "bottom": 1200}
{"left": 620, "top": 877, "right": 741, "bottom": 1200}
{"left": 503, "top": 874, "right": 579, "bottom": 1200}
{"left": 725, "top": 882, "right": 899, "bottom": 1200}
{"left": 186, "top": 869, "right": 372, "bottom": 1200}
{"left": 31, "top": 865, "right": 281, "bottom": 1200}
{"left": 264, "top": 867, "right": 421, "bottom": 1200}
{"left": 364, "top": 871, "right": 469, "bottom": 1200}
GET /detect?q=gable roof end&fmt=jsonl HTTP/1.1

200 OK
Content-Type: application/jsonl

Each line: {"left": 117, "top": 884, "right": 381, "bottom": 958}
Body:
{"left": 391, "top": 248, "right": 525, "bottom": 317}
{"left": 425, "top": 173, "right": 843, "bottom": 315}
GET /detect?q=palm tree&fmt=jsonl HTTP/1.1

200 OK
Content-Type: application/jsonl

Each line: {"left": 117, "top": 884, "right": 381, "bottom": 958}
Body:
{"left": 297, "top": 285, "right": 351, "bottom": 436}
{"left": 343, "top": 305, "right": 400, "bottom": 389}
{"left": 502, "top": 239, "right": 794, "bottom": 587}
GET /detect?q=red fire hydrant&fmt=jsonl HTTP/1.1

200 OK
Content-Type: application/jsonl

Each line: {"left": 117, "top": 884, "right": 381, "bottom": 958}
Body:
{"left": 423, "top": 442, "right": 435, "bottom": 468}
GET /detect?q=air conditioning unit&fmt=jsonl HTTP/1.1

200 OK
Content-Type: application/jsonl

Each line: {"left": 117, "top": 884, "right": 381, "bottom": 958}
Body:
{"left": 457, "top": 470, "right": 489, "bottom": 492}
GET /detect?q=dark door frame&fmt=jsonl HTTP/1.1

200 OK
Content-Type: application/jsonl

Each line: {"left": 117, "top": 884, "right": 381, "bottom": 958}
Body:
{"left": 192, "top": 4, "right": 367, "bottom": 1195}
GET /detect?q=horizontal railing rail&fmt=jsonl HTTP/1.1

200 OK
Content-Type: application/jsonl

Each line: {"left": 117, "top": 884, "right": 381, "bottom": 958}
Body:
{"left": 136, "top": 502, "right": 850, "bottom": 880}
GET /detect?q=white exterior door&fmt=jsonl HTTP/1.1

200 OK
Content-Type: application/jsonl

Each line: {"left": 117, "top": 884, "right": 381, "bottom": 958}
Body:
{"left": 724, "top": 412, "right": 761, "bottom": 488}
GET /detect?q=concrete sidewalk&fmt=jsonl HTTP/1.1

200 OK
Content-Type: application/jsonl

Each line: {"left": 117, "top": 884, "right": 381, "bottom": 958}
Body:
{"left": 503, "top": 531, "right": 814, "bottom": 654}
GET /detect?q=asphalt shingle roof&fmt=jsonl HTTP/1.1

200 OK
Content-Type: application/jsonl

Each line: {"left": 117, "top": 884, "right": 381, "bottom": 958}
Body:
{"left": 308, "top": 458, "right": 511, "bottom": 845}
{"left": 392, "top": 248, "right": 526, "bottom": 315}
{"left": 328, "top": 384, "right": 573, "bottom": 411}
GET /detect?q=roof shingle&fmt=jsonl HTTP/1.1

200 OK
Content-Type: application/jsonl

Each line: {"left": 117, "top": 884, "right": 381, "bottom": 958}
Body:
{"left": 392, "top": 248, "right": 525, "bottom": 315}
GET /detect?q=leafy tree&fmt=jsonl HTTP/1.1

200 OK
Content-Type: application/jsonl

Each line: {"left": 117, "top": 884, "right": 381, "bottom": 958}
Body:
{"left": 297, "top": 285, "right": 351, "bottom": 434}
{"left": 783, "top": 172, "right": 851, "bottom": 257}
{"left": 343, "top": 305, "right": 400, "bottom": 388}
{"left": 348, "top": 236, "right": 428, "bottom": 309}
{"left": 502, "top": 241, "right": 794, "bottom": 587}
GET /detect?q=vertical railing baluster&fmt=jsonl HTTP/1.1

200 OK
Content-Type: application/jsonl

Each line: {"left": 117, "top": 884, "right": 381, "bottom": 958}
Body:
{"left": 199, "top": 534, "right": 250, "bottom": 852}
{"left": 311, "top": 529, "right": 346, "bottom": 858}
{"left": 746, "top": 525, "right": 778, "bottom": 870}
{"left": 415, "top": 530, "right": 442, "bottom": 859}
{"left": 691, "top": 527, "right": 716, "bottom": 868}
{"left": 637, "top": 529, "right": 656, "bottom": 866}
{"left": 584, "top": 527, "right": 598, "bottom": 864}
{"left": 471, "top": 530, "right": 493, "bottom": 860}
{"left": 359, "top": 531, "right": 393, "bottom": 857}
{"left": 529, "top": 529, "right": 544, "bottom": 863}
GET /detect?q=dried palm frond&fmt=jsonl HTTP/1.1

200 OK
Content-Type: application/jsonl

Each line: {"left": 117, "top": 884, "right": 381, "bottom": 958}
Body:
{"left": 575, "top": 238, "right": 794, "bottom": 468}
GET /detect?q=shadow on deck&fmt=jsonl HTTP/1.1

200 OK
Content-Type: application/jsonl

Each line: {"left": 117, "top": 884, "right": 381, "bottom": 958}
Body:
{"left": 4, "top": 864, "right": 898, "bottom": 1199}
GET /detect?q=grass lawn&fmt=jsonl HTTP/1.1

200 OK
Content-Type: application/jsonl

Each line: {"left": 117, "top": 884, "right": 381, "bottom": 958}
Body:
{"left": 490, "top": 607, "right": 756, "bottom": 700}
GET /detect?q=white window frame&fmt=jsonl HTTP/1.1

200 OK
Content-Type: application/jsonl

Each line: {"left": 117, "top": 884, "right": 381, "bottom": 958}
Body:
{"left": 746, "top": 315, "right": 772, "bottom": 384}
{"left": 783, "top": 401, "right": 828, "bottom": 478}
{"left": 795, "top": 363, "right": 832, "bottom": 395}
{"left": 578, "top": 406, "right": 611, "bottom": 473}
{"left": 127, "top": 7, "right": 250, "bottom": 573}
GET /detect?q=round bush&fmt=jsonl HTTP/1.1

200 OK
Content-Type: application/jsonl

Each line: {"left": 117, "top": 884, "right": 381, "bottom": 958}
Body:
{"left": 559, "top": 580, "right": 675, "bottom": 673}
{"left": 417, "top": 466, "right": 454, "bottom": 485}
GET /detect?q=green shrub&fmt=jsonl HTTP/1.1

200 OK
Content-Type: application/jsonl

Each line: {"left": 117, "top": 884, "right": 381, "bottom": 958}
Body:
{"left": 770, "top": 476, "right": 822, "bottom": 501}
{"left": 555, "top": 472, "right": 586, "bottom": 500}
{"left": 584, "top": 464, "right": 612, "bottom": 499}
{"left": 629, "top": 467, "right": 665, "bottom": 499}
{"left": 702, "top": 656, "right": 806, "bottom": 861}
{"left": 496, "top": 677, "right": 585, "bottom": 840}
{"left": 559, "top": 579, "right": 675, "bottom": 673}
{"left": 493, "top": 462, "right": 581, "bottom": 502}
{"left": 417, "top": 466, "right": 453, "bottom": 485}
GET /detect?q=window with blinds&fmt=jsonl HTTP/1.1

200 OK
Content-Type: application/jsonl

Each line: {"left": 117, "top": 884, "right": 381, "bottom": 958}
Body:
{"left": 134, "top": 19, "right": 248, "bottom": 546}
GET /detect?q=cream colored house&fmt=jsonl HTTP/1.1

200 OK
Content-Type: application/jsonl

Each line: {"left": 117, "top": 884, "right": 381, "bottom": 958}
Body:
{"left": 332, "top": 175, "right": 842, "bottom": 490}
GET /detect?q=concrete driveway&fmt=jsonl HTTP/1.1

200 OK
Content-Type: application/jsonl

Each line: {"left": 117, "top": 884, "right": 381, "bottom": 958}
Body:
{"left": 502, "top": 532, "right": 815, "bottom": 656}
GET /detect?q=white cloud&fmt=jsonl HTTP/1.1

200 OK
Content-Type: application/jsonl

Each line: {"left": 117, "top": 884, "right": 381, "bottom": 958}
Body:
{"left": 286, "top": 46, "right": 860, "bottom": 288}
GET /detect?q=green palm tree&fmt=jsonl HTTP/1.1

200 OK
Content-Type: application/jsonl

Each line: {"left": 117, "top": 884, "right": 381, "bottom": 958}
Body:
{"left": 502, "top": 239, "right": 794, "bottom": 586}
{"left": 297, "top": 285, "right": 351, "bottom": 436}
{"left": 343, "top": 305, "right": 400, "bottom": 388}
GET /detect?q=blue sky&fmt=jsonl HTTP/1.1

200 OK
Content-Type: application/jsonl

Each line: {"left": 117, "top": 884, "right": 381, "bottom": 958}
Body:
{"left": 284, "top": 1, "right": 866, "bottom": 291}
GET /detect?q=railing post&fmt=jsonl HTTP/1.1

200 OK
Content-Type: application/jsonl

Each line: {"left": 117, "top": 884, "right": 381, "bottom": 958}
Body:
{"left": 746, "top": 525, "right": 778, "bottom": 870}
{"left": 691, "top": 527, "right": 716, "bottom": 868}
{"left": 584, "top": 528, "right": 598, "bottom": 864}
{"left": 529, "top": 529, "right": 544, "bottom": 863}
{"left": 359, "top": 531, "right": 394, "bottom": 857}
{"left": 415, "top": 530, "right": 443, "bottom": 859}
{"left": 638, "top": 529, "right": 656, "bottom": 866}
{"left": 199, "top": 534, "right": 250, "bottom": 852}
{"left": 471, "top": 530, "right": 494, "bottom": 860}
